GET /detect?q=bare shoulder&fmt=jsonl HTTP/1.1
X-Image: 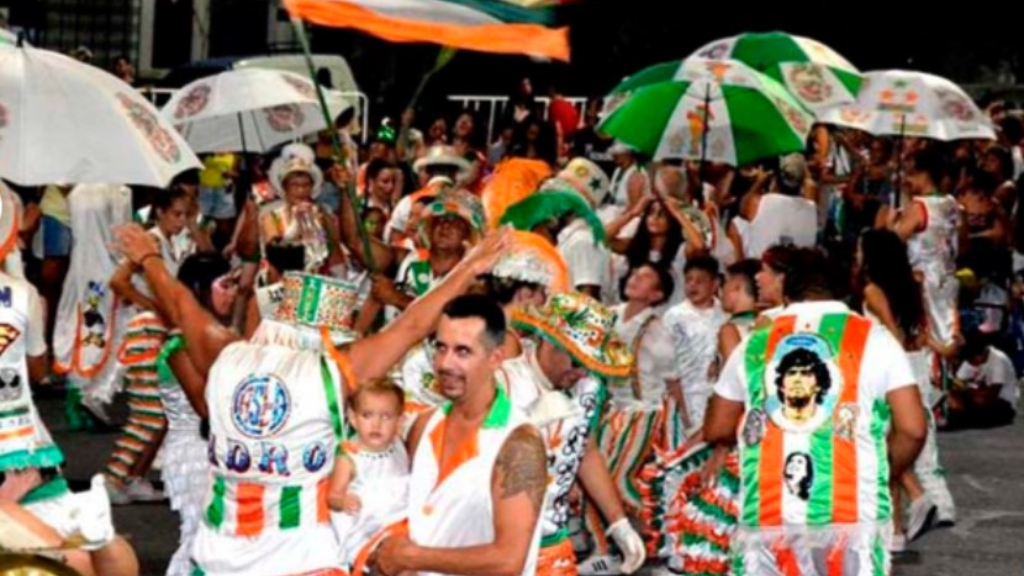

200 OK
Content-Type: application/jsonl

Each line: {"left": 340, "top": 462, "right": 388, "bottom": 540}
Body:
{"left": 406, "top": 408, "right": 436, "bottom": 457}
{"left": 493, "top": 424, "right": 546, "bottom": 511}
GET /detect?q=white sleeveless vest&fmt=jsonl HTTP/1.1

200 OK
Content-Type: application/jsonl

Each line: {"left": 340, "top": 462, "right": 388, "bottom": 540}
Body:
{"left": 408, "top": 388, "right": 542, "bottom": 576}
{"left": 0, "top": 277, "right": 62, "bottom": 472}
{"left": 193, "top": 340, "right": 345, "bottom": 576}
{"left": 745, "top": 193, "right": 818, "bottom": 259}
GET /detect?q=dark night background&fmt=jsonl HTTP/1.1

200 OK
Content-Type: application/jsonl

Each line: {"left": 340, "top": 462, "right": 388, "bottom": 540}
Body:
{"left": 304, "top": 2, "right": 1024, "bottom": 117}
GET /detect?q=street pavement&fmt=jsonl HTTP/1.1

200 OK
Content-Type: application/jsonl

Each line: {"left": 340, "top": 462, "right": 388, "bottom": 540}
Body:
{"left": 39, "top": 393, "right": 1024, "bottom": 576}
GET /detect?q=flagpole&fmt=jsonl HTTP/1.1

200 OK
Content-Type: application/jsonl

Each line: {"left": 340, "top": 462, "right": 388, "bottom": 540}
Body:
{"left": 290, "top": 17, "right": 376, "bottom": 271}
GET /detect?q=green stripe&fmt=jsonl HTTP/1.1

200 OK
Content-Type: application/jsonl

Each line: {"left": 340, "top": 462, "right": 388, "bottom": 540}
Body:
{"left": 20, "top": 477, "right": 70, "bottom": 505}
{"left": 872, "top": 400, "right": 892, "bottom": 521}
{"left": 807, "top": 423, "right": 833, "bottom": 526}
{"left": 817, "top": 313, "right": 849, "bottom": 352}
{"left": 719, "top": 83, "right": 808, "bottom": 166}
{"left": 540, "top": 528, "right": 568, "bottom": 548}
{"left": 320, "top": 359, "right": 345, "bottom": 443}
{"left": 441, "top": 0, "right": 553, "bottom": 25}
{"left": 619, "top": 415, "right": 657, "bottom": 503}
{"left": 279, "top": 486, "right": 301, "bottom": 529}
{"left": 206, "top": 476, "right": 225, "bottom": 528}
{"left": 0, "top": 406, "right": 29, "bottom": 419}
{"left": 740, "top": 327, "right": 770, "bottom": 526}
{"left": 297, "top": 276, "right": 323, "bottom": 324}
{"left": 0, "top": 445, "right": 64, "bottom": 472}
{"left": 872, "top": 532, "right": 887, "bottom": 576}
{"left": 609, "top": 60, "right": 680, "bottom": 96}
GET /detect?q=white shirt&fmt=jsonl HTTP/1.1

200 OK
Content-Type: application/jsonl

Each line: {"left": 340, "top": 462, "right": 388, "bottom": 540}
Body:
{"left": 955, "top": 346, "right": 1020, "bottom": 411}
{"left": 715, "top": 301, "right": 916, "bottom": 403}
{"left": 611, "top": 304, "right": 678, "bottom": 411}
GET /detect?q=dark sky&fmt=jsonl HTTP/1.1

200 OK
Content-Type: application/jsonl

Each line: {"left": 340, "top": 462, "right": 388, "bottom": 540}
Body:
{"left": 309, "top": 2, "right": 1021, "bottom": 116}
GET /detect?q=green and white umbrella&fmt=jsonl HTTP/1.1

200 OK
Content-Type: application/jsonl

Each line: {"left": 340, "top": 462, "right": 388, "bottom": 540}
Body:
{"left": 599, "top": 58, "right": 815, "bottom": 166}
{"left": 687, "top": 31, "right": 862, "bottom": 113}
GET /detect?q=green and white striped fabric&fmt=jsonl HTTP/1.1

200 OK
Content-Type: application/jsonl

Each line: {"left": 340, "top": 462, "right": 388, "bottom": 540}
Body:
{"left": 690, "top": 31, "right": 863, "bottom": 113}
{"left": 599, "top": 58, "right": 814, "bottom": 166}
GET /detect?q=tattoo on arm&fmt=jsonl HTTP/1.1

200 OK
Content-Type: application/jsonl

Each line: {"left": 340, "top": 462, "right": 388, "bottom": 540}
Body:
{"left": 495, "top": 425, "right": 546, "bottom": 513}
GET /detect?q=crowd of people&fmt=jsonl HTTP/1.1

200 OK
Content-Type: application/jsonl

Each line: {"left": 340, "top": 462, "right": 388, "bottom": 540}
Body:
{"left": 0, "top": 70, "right": 1022, "bottom": 576}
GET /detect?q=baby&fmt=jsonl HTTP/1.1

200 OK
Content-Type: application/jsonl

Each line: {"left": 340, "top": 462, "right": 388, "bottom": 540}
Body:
{"left": 329, "top": 379, "right": 410, "bottom": 574}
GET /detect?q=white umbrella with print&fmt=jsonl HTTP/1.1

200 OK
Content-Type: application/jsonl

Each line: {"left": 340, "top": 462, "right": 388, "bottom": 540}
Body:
{"left": 0, "top": 40, "right": 200, "bottom": 187}
{"left": 161, "top": 68, "right": 353, "bottom": 154}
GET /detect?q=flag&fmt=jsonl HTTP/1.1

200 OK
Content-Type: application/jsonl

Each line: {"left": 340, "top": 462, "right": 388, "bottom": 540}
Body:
{"left": 284, "top": 0, "right": 570, "bottom": 61}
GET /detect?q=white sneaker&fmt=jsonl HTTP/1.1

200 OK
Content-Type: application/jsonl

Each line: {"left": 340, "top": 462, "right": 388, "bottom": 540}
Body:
{"left": 906, "top": 496, "right": 937, "bottom": 541}
{"left": 105, "top": 479, "right": 132, "bottom": 506}
{"left": 124, "top": 478, "right": 166, "bottom": 502}
{"left": 68, "top": 475, "right": 115, "bottom": 551}
{"left": 891, "top": 533, "right": 907, "bottom": 553}
{"left": 577, "top": 555, "right": 623, "bottom": 576}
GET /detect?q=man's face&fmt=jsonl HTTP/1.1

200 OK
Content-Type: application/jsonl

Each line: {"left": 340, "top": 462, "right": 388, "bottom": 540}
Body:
{"left": 684, "top": 268, "right": 718, "bottom": 306}
{"left": 756, "top": 262, "right": 784, "bottom": 306}
{"left": 433, "top": 316, "right": 504, "bottom": 401}
{"left": 782, "top": 365, "right": 818, "bottom": 408}
{"left": 535, "top": 340, "right": 587, "bottom": 391}
{"left": 624, "top": 265, "right": 664, "bottom": 305}
{"left": 721, "top": 274, "right": 751, "bottom": 314}
{"left": 430, "top": 215, "right": 470, "bottom": 251}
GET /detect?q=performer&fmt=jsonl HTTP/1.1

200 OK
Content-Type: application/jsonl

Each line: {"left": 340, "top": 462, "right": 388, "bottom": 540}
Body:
{"left": 105, "top": 189, "right": 196, "bottom": 503}
{"left": 52, "top": 184, "right": 134, "bottom": 430}
{"left": 512, "top": 293, "right": 645, "bottom": 576}
{"left": 112, "top": 223, "right": 511, "bottom": 576}
{"left": 373, "top": 295, "right": 547, "bottom": 576}
{"left": 704, "top": 248, "right": 927, "bottom": 575}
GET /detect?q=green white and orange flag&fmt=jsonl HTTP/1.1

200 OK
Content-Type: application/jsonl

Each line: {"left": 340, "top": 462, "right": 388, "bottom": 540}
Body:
{"left": 283, "top": 0, "right": 571, "bottom": 61}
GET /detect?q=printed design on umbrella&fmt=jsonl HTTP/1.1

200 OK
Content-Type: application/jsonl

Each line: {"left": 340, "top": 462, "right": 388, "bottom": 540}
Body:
{"left": 602, "top": 91, "right": 630, "bottom": 117}
{"left": 878, "top": 80, "right": 918, "bottom": 114}
{"left": 679, "top": 102, "right": 715, "bottom": 157}
{"left": 281, "top": 74, "right": 316, "bottom": 99}
{"left": 116, "top": 93, "right": 182, "bottom": 164}
{"left": 894, "top": 114, "right": 929, "bottom": 136}
{"left": 173, "top": 84, "right": 212, "bottom": 120}
{"left": 934, "top": 87, "right": 978, "bottom": 122}
{"left": 839, "top": 107, "right": 870, "bottom": 125}
{"left": 773, "top": 97, "right": 809, "bottom": 135}
{"left": 265, "top": 104, "right": 306, "bottom": 132}
{"left": 787, "top": 64, "right": 833, "bottom": 104}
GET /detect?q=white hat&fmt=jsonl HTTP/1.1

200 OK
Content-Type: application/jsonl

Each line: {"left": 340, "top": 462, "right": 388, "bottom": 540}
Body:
{"left": 413, "top": 145, "right": 471, "bottom": 175}
{"left": 608, "top": 140, "right": 636, "bottom": 156}
{"left": 269, "top": 143, "right": 323, "bottom": 199}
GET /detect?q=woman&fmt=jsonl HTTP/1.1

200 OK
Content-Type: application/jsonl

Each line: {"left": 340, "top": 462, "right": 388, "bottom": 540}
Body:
{"left": 754, "top": 244, "right": 796, "bottom": 322}
{"left": 260, "top": 152, "right": 345, "bottom": 275}
{"left": 450, "top": 111, "right": 486, "bottom": 190}
{"left": 158, "top": 253, "right": 239, "bottom": 576}
{"left": 857, "top": 229, "right": 956, "bottom": 550}
{"left": 982, "top": 145, "right": 1017, "bottom": 215}
{"left": 606, "top": 194, "right": 707, "bottom": 306}
{"left": 105, "top": 189, "right": 194, "bottom": 503}
{"left": 360, "top": 159, "right": 398, "bottom": 220}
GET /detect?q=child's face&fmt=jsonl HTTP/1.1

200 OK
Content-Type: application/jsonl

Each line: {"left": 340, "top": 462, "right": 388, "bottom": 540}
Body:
{"left": 685, "top": 268, "right": 718, "bottom": 306}
{"left": 350, "top": 392, "right": 401, "bottom": 452}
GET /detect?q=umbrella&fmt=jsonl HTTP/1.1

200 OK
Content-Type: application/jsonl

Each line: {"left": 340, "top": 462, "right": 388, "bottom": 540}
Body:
{"left": 818, "top": 70, "right": 995, "bottom": 141}
{"left": 689, "top": 31, "right": 863, "bottom": 113}
{"left": 0, "top": 43, "right": 200, "bottom": 187}
{"left": 598, "top": 58, "right": 815, "bottom": 166}
{"left": 161, "top": 68, "right": 354, "bottom": 154}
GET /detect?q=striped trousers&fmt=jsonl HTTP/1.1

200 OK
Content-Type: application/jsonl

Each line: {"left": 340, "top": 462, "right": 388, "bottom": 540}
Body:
{"left": 104, "top": 311, "right": 168, "bottom": 487}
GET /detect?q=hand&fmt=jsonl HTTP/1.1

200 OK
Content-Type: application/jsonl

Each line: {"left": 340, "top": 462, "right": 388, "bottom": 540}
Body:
{"left": 628, "top": 196, "right": 654, "bottom": 219}
{"left": 0, "top": 468, "right": 42, "bottom": 502}
{"left": 222, "top": 241, "right": 237, "bottom": 258}
{"left": 753, "top": 166, "right": 774, "bottom": 185}
{"left": 607, "top": 518, "right": 645, "bottom": 574}
{"left": 454, "top": 226, "right": 513, "bottom": 278}
{"left": 342, "top": 493, "right": 362, "bottom": 514}
{"left": 700, "top": 446, "right": 729, "bottom": 490}
{"left": 114, "top": 224, "right": 161, "bottom": 265}
{"left": 373, "top": 536, "right": 414, "bottom": 576}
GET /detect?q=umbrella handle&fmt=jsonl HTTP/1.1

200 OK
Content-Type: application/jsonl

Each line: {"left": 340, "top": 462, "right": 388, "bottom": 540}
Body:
{"left": 893, "top": 114, "right": 906, "bottom": 210}
{"left": 290, "top": 17, "right": 376, "bottom": 271}
{"left": 697, "top": 82, "right": 711, "bottom": 209}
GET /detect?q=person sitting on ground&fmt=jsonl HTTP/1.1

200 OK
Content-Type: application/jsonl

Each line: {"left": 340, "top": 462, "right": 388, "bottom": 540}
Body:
{"left": 948, "top": 332, "right": 1019, "bottom": 429}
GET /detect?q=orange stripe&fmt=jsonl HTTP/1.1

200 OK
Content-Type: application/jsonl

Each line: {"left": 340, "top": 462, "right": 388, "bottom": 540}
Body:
{"left": 428, "top": 418, "right": 479, "bottom": 489}
{"left": 236, "top": 482, "right": 265, "bottom": 537}
{"left": 351, "top": 520, "right": 408, "bottom": 576}
{"left": 0, "top": 427, "right": 33, "bottom": 441}
{"left": 284, "top": 0, "right": 570, "bottom": 62}
{"left": 317, "top": 478, "right": 330, "bottom": 524}
{"left": 321, "top": 325, "right": 358, "bottom": 397}
{"left": 827, "top": 537, "right": 847, "bottom": 576}
{"left": 0, "top": 211, "right": 19, "bottom": 263}
{"left": 832, "top": 317, "right": 870, "bottom": 524}
{"left": 756, "top": 314, "right": 796, "bottom": 527}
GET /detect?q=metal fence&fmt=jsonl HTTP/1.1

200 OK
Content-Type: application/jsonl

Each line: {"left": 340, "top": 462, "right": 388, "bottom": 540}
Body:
{"left": 447, "top": 95, "right": 588, "bottom": 143}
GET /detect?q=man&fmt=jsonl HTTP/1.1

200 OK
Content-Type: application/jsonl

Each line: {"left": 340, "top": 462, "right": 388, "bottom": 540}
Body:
{"left": 383, "top": 145, "right": 469, "bottom": 249}
{"left": 113, "top": 224, "right": 511, "bottom": 576}
{"left": 512, "top": 293, "right": 646, "bottom": 576}
{"left": 705, "top": 248, "right": 927, "bottom": 575}
{"left": 949, "top": 332, "right": 1018, "bottom": 429}
{"left": 374, "top": 295, "right": 547, "bottom": 576}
